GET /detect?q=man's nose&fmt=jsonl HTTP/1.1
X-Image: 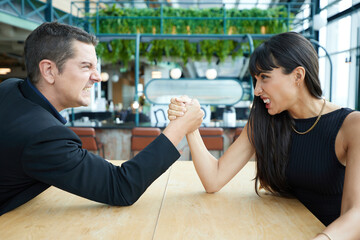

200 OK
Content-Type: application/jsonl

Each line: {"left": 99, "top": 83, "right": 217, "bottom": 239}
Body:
{"left": 92, "top": 70, "right": 101, "bottom": 82}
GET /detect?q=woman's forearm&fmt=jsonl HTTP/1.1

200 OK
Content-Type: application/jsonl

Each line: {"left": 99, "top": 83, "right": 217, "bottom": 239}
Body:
{"left": 312, "top": 208, "right": 360, "bottom": 240}
{"left": 186, "top": 130, "right": 221, "bottom": 193}
{"left": 187, "top": 124, "right": 254, "bottom": 193}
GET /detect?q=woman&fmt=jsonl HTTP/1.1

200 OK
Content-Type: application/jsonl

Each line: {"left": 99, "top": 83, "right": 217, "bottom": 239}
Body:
{"left": 168, "top": 32, "right": 360, "bottom": 240}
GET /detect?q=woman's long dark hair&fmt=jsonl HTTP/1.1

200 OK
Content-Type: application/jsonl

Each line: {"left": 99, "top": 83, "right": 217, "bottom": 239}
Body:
{"left": 248, "top": 32, "right": 322, "bottom": 195}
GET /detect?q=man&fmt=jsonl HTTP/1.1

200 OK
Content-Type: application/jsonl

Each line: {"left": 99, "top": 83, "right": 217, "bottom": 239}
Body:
{"left": 0, "top": 22, "right": 203, "bottom": 215}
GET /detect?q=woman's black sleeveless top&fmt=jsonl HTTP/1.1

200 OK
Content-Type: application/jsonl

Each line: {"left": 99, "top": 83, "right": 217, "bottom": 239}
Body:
{"left": 286, "top": 108, "right": 353, "bottom": 226}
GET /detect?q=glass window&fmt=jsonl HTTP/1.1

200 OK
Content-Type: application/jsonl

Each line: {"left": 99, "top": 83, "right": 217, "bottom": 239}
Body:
{"left": 323, "top": 16, "right": 351, "bottom": 106}
{"left": 319, "top": 23, "right": 328, "bottom": 97}
{"left": 326, "top": 0, "right": 352, "bottom": 17}
{"left": 145, "top": 79, "right": 244, "bottom": 105}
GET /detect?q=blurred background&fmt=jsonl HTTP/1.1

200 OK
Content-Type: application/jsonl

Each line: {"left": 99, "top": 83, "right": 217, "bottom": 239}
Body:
{"left": 1, "top": 0, "right": 359, "bottom": 159}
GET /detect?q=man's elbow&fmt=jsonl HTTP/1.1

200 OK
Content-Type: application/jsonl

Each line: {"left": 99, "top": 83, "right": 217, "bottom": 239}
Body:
{"left": 111, "top": 194, "right": 141, "bottom": 206}
{"left": 112, "top": 201, "right": 134, "bottom": 207}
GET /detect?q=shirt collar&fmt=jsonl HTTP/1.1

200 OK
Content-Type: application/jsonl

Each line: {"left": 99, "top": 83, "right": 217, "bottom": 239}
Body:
{"left": 26, "top": 79, "right": 67, "bottom": 124}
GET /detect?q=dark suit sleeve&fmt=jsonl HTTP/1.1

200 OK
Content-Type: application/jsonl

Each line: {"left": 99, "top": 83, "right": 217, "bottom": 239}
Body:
{"left": 21, "top": 126, "right": 180, "bottom": 206}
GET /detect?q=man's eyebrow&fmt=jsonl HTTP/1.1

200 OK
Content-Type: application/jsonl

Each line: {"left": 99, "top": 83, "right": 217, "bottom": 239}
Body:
{"left": 80, "top": 61, "right": 95, "bottom": 66}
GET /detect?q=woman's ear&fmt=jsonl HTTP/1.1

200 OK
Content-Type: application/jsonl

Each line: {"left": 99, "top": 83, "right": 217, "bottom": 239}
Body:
{"left": 293, "top": 66, "right": 306, "bottom": 86}
{"left": 38, "top": 59, "right": 57, "bottom": 85}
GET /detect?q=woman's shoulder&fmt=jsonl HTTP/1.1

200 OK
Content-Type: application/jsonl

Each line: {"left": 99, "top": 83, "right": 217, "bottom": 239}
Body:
{"left": 322, "top": 102, "right": 359, "bottom": 137}
{"left": 340, "top": 110, "right": 360, "bottom": 142}
{"left": 343, "top": 110, "right": 360, "bottom": 125}
{"left": 323, "top": 101, "right": 355, "bottom": 116}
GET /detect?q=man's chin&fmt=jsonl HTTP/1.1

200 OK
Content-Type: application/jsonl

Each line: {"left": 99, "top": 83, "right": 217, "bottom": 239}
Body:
{"left": 80, "top": 98, "right": 91, "bottom": 107}
{"left": 72, "top": 102, "right": 90, "bottom": 108}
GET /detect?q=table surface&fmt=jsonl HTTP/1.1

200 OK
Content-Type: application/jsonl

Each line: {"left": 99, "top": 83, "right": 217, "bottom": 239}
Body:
{"left": 0, "top": 161, "right": 325, "bottom": 240}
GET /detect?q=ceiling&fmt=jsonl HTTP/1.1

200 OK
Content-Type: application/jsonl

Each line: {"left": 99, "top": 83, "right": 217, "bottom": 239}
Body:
{"left": 0, "top": 21, "right": 32, "bottom": 80}
{"left": 0, "top": 22, "right": 29, "bottom": 65}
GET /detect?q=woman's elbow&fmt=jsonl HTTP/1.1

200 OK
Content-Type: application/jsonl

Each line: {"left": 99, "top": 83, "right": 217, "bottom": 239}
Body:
{"left": 204, "top": 184, "right": 221, "bottom": 194}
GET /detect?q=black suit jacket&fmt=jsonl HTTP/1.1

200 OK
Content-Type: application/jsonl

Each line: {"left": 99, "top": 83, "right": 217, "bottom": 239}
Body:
{"left": 0, "top": 79, "right": 180, "bottom": 215}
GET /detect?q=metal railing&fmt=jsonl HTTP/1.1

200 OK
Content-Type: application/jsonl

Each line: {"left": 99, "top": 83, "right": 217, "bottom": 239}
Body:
{"left": 0, "top": 0, "right": 323, "bottom": 126}
{"left": 67, "top": 1, "right": 317, "bottom": 126}
{"left": 69, "top": 0, "right": 315, "bottom": 38}
{"left": 0, "top": 0, "right": 75, "bottom": 24}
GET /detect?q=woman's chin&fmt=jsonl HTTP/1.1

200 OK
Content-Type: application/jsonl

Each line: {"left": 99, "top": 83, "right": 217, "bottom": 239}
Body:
{"left": 267, "top": 108, "right": 277, "bottom": 116}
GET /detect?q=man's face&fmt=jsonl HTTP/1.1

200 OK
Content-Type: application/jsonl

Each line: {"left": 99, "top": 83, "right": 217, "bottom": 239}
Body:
{"left": 53, "top": 40, "right": 101, "bottom": 110}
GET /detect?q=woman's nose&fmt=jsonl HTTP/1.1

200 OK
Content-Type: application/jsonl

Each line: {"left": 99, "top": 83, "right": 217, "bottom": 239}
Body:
{"left": 254, "top": 81, "right": 263, "bottom": 96}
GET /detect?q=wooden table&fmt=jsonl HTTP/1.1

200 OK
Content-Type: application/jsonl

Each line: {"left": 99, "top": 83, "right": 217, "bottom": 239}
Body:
{"left": 0, "top": 161, "right": 324, "bottom": 240}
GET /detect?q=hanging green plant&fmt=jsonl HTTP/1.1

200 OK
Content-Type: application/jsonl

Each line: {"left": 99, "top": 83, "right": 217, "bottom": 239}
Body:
{"left": 93, "top": 4, "right": 294, "bottom": 66}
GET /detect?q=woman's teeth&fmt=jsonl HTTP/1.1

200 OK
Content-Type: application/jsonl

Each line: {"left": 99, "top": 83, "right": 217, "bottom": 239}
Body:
{"left": 83, "top": 87, "right": 91, "bottom": 92}
{"left": 263, "top": 99, "right": 270, "bottom": 104}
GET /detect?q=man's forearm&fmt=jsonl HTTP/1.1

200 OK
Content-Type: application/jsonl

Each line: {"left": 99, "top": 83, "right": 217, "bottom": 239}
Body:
{"left": 162, "top": 120, "right": 187, "bottom": 147}
{"left": 118, "top": 133, "right": 181, "bottom": 205}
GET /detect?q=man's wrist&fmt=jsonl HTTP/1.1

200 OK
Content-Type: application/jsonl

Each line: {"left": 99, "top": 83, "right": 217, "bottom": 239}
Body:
{"left": 162, "top": 120, "right": 187, "bottom": 147}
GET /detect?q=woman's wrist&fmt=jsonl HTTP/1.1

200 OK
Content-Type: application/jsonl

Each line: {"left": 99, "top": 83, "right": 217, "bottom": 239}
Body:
{"left": 314, "top": 232, "right": 332, "bottom": 240}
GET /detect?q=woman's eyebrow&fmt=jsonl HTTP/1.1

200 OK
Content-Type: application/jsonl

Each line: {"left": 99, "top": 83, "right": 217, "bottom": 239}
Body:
{"left": 258, "top": 70, "right": 271, "bottom": 75}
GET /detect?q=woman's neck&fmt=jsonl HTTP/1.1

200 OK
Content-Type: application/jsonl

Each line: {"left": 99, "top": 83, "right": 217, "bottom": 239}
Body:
{"left": 288, "top": 95, "right": 325, "bottom": 119}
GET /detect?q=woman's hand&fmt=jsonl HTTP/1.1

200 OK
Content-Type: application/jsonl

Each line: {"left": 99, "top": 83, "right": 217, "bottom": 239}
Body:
{"left": 165, "top": 96, "right": 204, "bottom": 137}
{"left": 168, "top": 95, "right": 192, "bottom": 121}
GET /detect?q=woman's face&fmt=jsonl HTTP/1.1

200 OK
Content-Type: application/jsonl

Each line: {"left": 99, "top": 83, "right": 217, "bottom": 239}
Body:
{"left": 254, "top": 67, "right": 298, "bottom": 115}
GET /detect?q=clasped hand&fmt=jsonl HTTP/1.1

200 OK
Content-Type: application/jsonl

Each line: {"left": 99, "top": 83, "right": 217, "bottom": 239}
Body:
{"left": 168, "top": 96, "right": 204, "bottom": 134}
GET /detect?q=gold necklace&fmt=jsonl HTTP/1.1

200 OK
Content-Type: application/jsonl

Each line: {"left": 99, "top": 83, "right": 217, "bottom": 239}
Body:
{"left": 292, "top": 98, "right": 326, "bottom": 135}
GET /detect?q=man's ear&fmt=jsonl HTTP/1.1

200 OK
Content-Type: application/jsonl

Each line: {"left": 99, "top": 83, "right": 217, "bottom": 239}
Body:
{"left": 38, "top": 59, "right": 57, "bottom": 85}
{"left": 293, "top": 66, "right": 306, "bottom": 86}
